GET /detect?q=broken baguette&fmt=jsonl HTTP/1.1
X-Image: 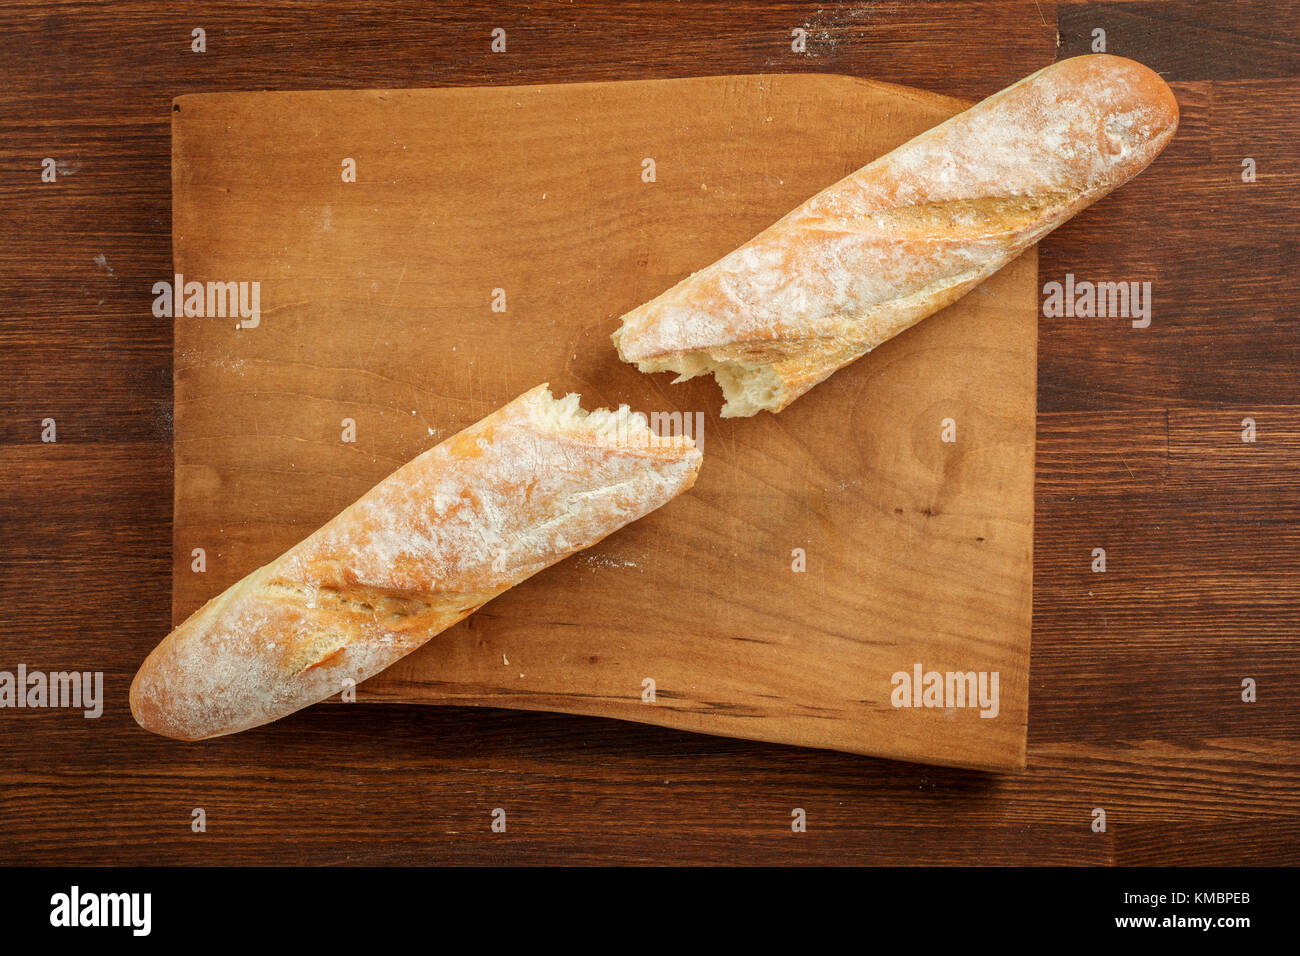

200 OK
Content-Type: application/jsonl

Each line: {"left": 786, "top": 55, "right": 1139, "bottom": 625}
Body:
{"left": 612, "top": 54, "right": 1179, "bottom": 416}
{"left": 130, "top": 385, "right": 702, "bottom": 740}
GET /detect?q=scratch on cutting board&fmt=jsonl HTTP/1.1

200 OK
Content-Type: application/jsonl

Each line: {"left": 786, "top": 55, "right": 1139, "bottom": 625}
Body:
{"left": 386, "top": 261, "right": 408, "bottom": 311}
{"left": 361, "top": 260, "right": 408, "bottom": 371}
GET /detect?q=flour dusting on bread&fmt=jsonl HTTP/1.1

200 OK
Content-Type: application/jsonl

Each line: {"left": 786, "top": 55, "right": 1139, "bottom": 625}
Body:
{"left": 613, "top": 55, "right": 1179, "bottom": 416}
{"left": 130, "top": 385, "right": 702, "bottom": 741}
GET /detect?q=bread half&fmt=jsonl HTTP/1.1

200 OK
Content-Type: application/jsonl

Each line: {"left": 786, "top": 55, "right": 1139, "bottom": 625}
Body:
{"left": 613, "top": 55, "right": 1179, "bottom": 416}
{"left": 131, "top": 385, "right": 702, "bottom": 740}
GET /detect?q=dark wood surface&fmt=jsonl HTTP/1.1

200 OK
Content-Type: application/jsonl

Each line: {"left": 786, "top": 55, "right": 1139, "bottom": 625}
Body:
{"left": 1, "top": 1, "right": 1296, "bottom": 865}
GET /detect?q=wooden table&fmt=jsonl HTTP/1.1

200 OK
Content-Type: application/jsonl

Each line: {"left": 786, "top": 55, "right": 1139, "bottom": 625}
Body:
{"left": 2, "top": 1, "right": 1296, "bottom": 865}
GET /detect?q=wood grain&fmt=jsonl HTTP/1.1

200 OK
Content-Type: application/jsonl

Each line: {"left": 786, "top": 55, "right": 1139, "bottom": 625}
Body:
{"left": 1, "top": 0, "right": 1297, "bottom": 865}
{"left": 1057, "top": 1, "right": 1300, "bottom": 80}
{"left": 167, "top": 76, "right": 1036, "bottom": 771}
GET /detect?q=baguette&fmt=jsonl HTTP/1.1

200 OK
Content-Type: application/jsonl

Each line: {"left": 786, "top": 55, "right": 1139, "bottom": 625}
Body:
{"left": 612, "top": 54, "right": 1179, "bottom": 417}
{"left": 131, "top": 385, "right": 702, "bottom": 740}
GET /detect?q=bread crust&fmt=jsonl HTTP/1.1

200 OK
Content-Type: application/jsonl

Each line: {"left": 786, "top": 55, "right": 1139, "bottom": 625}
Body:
{"left": 131, "top": 385, "right": 702, "bottom": 740}
{"left": 613, "top": 55, "right": 1180, "bottom": 416}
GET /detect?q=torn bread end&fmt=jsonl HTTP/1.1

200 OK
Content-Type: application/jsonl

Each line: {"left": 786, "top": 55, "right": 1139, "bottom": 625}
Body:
{"left": 628, "top": 353, "right": 785, "bottom": 419}
{"left": 529, "top": 385, "right": 701, "bottom": 448}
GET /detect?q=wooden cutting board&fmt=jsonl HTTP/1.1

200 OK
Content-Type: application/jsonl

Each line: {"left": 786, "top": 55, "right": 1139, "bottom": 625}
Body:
{"left": 171, "top": 74, "right": 1035, "bottom": 771}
